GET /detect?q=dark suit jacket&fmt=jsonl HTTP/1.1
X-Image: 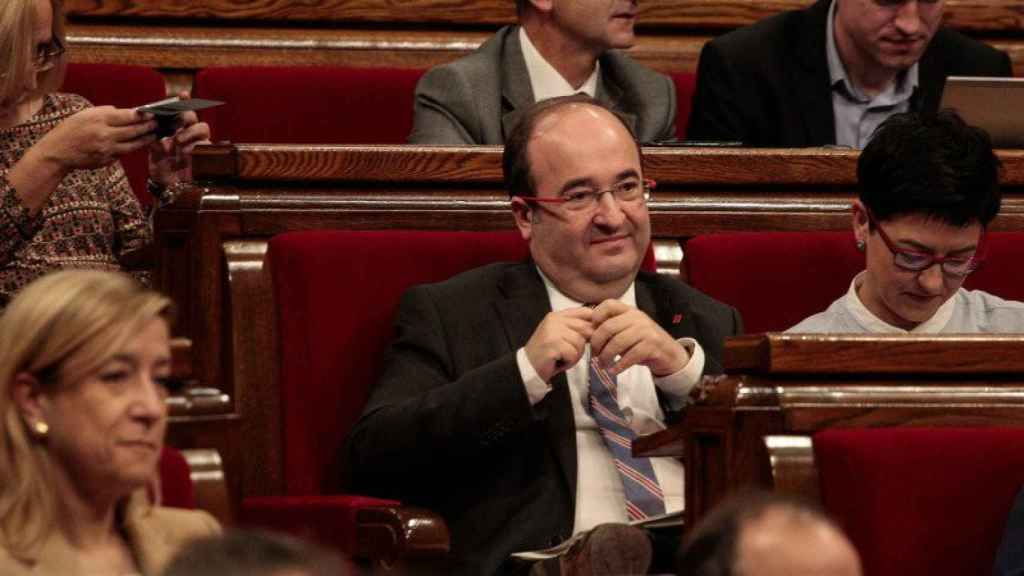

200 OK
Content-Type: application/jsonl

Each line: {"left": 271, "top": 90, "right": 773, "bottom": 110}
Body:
{"left": 994, "top": 487, "right": 1024, "bottom": 576}
{"left": 408, "top": 25, "right": 677, "bottom": 145}
{"left": 686, "top": 0, "right": 1012, "bottom": 146}
{"left": 346, "top": 262, "right": 741, "bottom": 575}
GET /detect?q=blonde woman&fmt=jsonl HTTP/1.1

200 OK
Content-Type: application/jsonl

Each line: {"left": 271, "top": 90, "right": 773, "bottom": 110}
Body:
{"left": 0, "top": 270, "right": 219, "bottom": 574}
{"left": 0, "top": 0, "right": 210, "bottom": 307}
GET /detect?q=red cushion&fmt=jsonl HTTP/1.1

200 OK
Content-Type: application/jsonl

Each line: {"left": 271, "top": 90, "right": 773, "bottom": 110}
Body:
{"left": 158, "top": 446, "right": 197, "bottom": 509}
{"left": 962, "top": 231, "right": 1024, "bottom": 301}
{"left": 684, "top": 231, "right": 862, "bottom": 333}
{"left": 241, "top": 494, "right": 398, "bottom": 554}
{"left": 671, "top": 72, "right": 697, "bottom": 140}
{"left": 60, "top": 63, "right": 167, "bottom": 205}
{"left": 814, "top": 427, "right": 1024, "bottom": 576}
{"left": 268, "top": 230, "right": 530, "bottom": 495}
{"left": 193, "top": 66, "right": 424, "bottom": 144}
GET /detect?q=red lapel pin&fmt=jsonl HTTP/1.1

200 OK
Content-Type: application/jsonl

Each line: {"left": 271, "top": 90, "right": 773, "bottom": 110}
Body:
{"left": 672, "top": 313, "right": 684, "bottom": 325}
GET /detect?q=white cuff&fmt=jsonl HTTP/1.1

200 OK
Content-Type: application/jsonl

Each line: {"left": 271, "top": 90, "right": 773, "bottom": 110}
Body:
{"left": 653, "top": 338, "right": 705, "bottom": 410}
{"left": 516, "top": 347, "right": 553, "bottom": 406}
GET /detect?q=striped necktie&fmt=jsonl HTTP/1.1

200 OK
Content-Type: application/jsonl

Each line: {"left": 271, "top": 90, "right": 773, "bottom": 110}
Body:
{"left": 587, "top": 356, "right": 666, "bottom": 521}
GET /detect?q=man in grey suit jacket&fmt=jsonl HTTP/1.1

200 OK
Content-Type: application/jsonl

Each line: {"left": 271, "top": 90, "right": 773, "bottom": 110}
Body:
{"left": 408, "top": 0, "right": 676, "bottom": 145}
{"left": 687, "top": 0, "right": 1011, "bottom": 147}
{"left": 349, "top": 97, "right": 740, "bottom": 574}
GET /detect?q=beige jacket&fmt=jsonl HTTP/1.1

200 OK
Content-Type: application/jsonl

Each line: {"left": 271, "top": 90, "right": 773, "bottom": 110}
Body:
{"left": 0, "top": 490, "right": 221, "bottom": 575}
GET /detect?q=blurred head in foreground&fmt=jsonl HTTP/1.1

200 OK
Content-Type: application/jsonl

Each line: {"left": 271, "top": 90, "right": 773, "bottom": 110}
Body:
{"left": 677, "top": 491, "right": 862, "bottom": 576}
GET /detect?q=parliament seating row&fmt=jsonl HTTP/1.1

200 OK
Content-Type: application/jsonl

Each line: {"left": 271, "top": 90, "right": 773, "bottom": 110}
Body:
{"left": 215, "top": 227, "right": 1024, "bottom": 569}
{"left": 62, "top": 0, "right": 1024, "bottom": 93}
{"left": 685, "top": 231, "right": 1024, "bottom": 333}
{"left": 63, "top": 63, "right": 698, "bottom": 204}
{"left": 154, "top": 144, "right": 1024, "bottom": 518}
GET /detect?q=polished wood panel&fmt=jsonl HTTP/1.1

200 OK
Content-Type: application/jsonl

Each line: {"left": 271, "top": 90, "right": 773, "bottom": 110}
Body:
{"left": 63, "top": 0, "right": 1024, "bottom": 93}
{"left": 63, "top": 0, "right": 1024, "bottom": 32}
{"left": 181, "top": 448, "right": 233, "bottom": 525}
{"left": 634, "top": 334, "right": 1024, "bottom": 530}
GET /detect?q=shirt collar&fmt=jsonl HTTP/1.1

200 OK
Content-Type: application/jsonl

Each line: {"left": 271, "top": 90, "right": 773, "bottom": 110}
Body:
{"left": 520, "top": 27, "right": 600, "bottom": 102}
{"left": 536, "top": 265, "right": 636, "bottom": 311}
{"left": 842, "top": 271, "right": 956, "bottom": 333}
{"left": 825, "top": 0, "right": 918, "bottom": 103}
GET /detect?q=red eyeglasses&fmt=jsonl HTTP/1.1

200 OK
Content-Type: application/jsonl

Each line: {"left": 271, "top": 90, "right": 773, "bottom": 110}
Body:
{"left": 520, "top": 178, "right": 655, "bottom": 213}
{"left": 867, "top": 210, "right": 986, "bottom": 278}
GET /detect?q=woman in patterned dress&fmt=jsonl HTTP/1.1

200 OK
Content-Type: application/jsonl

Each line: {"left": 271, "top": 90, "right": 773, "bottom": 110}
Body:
{"left": 0, "top": 0, "right": 210, "bottom": 307}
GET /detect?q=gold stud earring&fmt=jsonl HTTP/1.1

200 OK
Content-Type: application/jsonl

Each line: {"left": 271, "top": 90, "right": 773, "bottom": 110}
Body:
{"left": 32, "top": 421, "right": 49, "bottom": 437}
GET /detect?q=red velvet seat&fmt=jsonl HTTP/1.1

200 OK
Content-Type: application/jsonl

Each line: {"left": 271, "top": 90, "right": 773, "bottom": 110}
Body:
{"left": 684, "top": 231, "right": 1024, "bottom": 333}
{"left": 671, "top": 72, "right": 697, "bottom": 140}
{"left": 158, "top": 446, "right": 197, "bottom": 509}
{"left": 60, "top": 63, "right": 167, "bottom": 205}
{"left": 814, "top": 427, "right": 1024, "bottom": 576}
{"left": 241, "top": 229, "right": 531, "bottom": 555}
{"left": 192, "top": 66, "right": 424, "bottom": 144}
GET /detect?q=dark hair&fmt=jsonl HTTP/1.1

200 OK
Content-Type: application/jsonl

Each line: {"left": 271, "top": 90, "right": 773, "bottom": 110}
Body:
{"left": 858, "top": 110, "right": 1002, "bottom": 228}
{"left": 502, "top": 94, "right": 641, "bottom": 199}
{"left": 676, "top": 492, "right": 832, "bottom": 576}
{"left": 160, "top": 530, "right": 349, "bottom": 576}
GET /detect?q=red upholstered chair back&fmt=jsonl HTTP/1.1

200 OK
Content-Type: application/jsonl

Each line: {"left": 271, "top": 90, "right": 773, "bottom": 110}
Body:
{"left": 814, "top": 427, "right": 1024, "bottom": 576}
{"left": 671, "top": 72, "right": 697, "bottom": 140}
{"left": 684, "top": 231, "right": 862, "bottom": 333}
{"left": 267, "top": 230, "right": 530, "bottom": 495}
{"left": 684, "top": 231, "right": 1024, "bottom": 333}
{"left": 158, "top": 446, "right": 197, "bottom": 509}
{"left": 193, "top": 66, "right": 424, "bottom": 144}
{"left": 60, "top": 63, "right": 167, "bottom": 205}
{"left": 962, "top": 231, "right": 1024, "bottom": 301}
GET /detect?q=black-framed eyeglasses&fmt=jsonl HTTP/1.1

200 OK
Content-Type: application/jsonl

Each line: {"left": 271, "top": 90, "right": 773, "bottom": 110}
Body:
{"left": 867, "top": 210, "right": 985, "bottom": 278}
{"left": 520, "top": 178, "right": 655, "bottom": 214}
{"left": 33, "top": 37, "right": 65, "bottom": 72}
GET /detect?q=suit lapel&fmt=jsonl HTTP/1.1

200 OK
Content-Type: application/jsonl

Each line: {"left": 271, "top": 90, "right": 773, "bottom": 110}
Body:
{"left": 494, "top": 263, "right": 578, "bottom": 498}
{"left": 791, "top": 0, "right": 836, "bottom": 145}
{"left": 636, "top": 272, "right": 721, "bottom": 374}
{"left": 122, "top": 491, "right": 174, "bottom": 575}
{"left": 915, "top": 41, "right": 944, "bottom": 113}
{"left": 500, "top": 27, "right": 537, "bottom": 140}
{"left": 595, "top": 59, "right": 639, "bottom": 135}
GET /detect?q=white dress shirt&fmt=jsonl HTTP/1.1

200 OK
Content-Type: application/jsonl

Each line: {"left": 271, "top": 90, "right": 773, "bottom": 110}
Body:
{"left": 514, "top": 269, "right": 703, "bottom": 533}
{"left": 520, "top": 27, "right": 599, "bottom": 101}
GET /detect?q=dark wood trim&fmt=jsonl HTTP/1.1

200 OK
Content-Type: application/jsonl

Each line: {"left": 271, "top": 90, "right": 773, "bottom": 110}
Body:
{"left": 63, "top": 0, "right": 1024, "bottom": 33}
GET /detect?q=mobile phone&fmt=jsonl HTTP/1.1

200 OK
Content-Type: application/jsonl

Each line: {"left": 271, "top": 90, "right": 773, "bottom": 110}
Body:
{"left": 135, "top": 96, "right": 225, "bottom": 138}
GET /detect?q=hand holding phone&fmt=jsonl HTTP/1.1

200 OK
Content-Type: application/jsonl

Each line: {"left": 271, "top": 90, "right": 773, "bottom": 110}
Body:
{"left": 135, "top": 96, "right": 224, "bottom": 138}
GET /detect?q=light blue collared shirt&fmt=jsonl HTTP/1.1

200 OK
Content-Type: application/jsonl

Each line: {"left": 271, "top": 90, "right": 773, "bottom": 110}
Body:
{"left": 825, "top": 0, "right": 918, "bottom": 149}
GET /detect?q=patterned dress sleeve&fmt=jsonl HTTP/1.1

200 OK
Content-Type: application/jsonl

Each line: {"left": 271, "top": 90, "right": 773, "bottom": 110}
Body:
{"left": 106, "top": 164, "right": 153, "bottom": 286}
{"left": 0, "top": 174, "right": 43, "bottom": 268}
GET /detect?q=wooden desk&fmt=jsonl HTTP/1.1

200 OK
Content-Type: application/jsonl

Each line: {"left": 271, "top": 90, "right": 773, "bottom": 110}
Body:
{"left": 637, "top": 333, "right": 1024, "bottom": 530}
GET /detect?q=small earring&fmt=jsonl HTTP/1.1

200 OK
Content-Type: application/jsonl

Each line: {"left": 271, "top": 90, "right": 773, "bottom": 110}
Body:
{"left": 856, "top": 240, "right": 866, "bottom": 252}
{"left": 32, "top": 421, "right": 49, "bottom": 438}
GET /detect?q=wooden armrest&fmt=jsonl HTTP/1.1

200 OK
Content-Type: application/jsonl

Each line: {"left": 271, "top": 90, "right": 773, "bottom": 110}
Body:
{"left": 180, "top": 448, "right": 233, "bottom": 525}
{"left": 763, "top": 435, "right": 820, "bottom": 503}
{"left": 355, "top": 506, "right": 450, "bottom": 568}
{"left": 634, "top": 425, "right": 686, "bottom": 458}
